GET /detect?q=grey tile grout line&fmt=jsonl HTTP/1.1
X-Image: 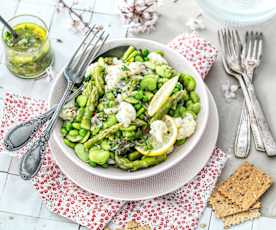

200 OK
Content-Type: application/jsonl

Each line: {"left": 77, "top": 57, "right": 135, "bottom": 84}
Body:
{"left": 0, "top": 209, "right": 78, "bottom": 224}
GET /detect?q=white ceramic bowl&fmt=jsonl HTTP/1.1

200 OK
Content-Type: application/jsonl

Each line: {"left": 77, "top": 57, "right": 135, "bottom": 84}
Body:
{"left": 50, "top": 38, "right": 209, "bottom": 180}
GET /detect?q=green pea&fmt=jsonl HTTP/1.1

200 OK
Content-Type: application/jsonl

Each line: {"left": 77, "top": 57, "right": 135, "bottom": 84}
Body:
{"left": 101, "top": 140, "right": 111, "bottom": 150}
{"left": 79, "top": 128, "right": 88, "bottom": 137}
{"left": 64, "top": 121, "right": 73, "bottom": 132}
{"left": 134, "top": 103, "right": 142, "bottom": 110}
{"left": 186, "top": 79, "right": 196, "bottom": 91}
{"left": 76, "top": 95, "right": 88, "bottom": 107}
{"left": 176, "top": 139, "right": 186, "bottom": 145}
{"left": 72, "top": 122, "right": 81, "bottom": 130}
{"left": 140, "top": 74, "right": 158, "bottom": 91}
{"left": 89, "top": 149, "right": 110, "bottom": 165}
{"left": 66, "top": 134, "right": 82, "bottom": 142}
{"left": 186, "top": 100, "right": 193, "bottom": 107}
{"left": 142, "top": 48, "right": 149, "bottom": 57}
{"left": 60, "top": 127, "right": 67, "bottom": 137}
{"left": 135, "top": 55, "right": 144, "bottom": 62}
{"left": 68, "top": 129, "right": 79, "bottom": 136}
{"left": 74, "top": 144, "right": 89, "bottom": 162}
{"left": 190, "top": 91, "right": 200, "bottom": 103}
{"left": 137, "top": 107, "right": 145, "bottom": 117}
{"left": 64, "top": 139, "right": 76, "bottom": 148}
{"left": 133, "top": 90, "right": 144, "bottom": 100}
{"left": 188, "top": 102, "right": 201, "bottom": 114}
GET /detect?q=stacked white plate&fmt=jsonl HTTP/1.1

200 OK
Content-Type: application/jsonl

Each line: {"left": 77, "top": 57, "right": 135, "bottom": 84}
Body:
{"left": 48, "top": 39, "right": 219, "bottom": 201}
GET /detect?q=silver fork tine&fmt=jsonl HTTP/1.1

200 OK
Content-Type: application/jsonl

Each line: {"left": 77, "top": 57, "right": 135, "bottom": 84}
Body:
{"left": 67, "top": 25, "right": 95, "bottom": 69}
{"left": 76, "top": 30, "right": 106, "bottom": 75}
{"left": 253, "top": 32, "right": 258, "bottom": 59}
{"left": 71, "top": 29, "right": 101, "bottom": 72}
{"left": 80, "top": 34, "right": 109, "bottom": 77}
{"left": 257, "top": 32, "right": 263, "bottom": 61}
{"left": 246, "top": 31, "right": 252, "bottom": 59}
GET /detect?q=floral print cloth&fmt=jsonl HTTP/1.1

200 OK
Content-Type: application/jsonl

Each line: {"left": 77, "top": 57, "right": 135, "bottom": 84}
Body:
{"left": 0, "top": 33, "right": 227, "bottom": 230}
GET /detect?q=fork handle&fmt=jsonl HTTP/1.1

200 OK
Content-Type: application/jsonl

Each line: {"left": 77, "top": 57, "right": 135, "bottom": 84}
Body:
{"left": 234, "top": 102, "right": 251, "bottom": 158}
{"left": 241, "top": 73, "right": 276, "bottom": 156}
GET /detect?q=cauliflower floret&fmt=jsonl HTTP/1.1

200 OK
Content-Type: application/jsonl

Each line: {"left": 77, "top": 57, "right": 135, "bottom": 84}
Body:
{"left": 148, "top": 52, "right": 168, "bottom": 64}
{"left": 128, "top": 62, "right": 146, "bottom": 75}
{"left": 174, "top": 114, "right": 196, "bottom": 140}
{"left": 149, "top": 120, "right": 168, "bottom": 143}
{"left": 116, "top": 102, "right": 136, "bottom": 127}
{"left": 105, "top": 64, "right": 124, "bottom": 90}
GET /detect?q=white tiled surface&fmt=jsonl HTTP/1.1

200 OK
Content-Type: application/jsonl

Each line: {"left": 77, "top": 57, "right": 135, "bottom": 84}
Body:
{"left": 0, "top": 0, "right": 276, "bottom": 229}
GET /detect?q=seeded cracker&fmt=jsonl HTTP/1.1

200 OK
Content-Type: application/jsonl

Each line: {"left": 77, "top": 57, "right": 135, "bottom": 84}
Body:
{"left": 222, "top": 209, "right": 260, "bottom": 229}
{"left": 218, "top": 162, "right": 272, "bottom": 210}
{"left": 209, "top": 189, "right": 261, "bottom": 218}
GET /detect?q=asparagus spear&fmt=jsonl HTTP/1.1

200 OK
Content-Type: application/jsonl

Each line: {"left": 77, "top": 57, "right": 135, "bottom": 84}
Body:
{"left": 115, "top": 153, "right": 167, "bottom": 171}
{"left": 84, "top": 123, "right": 122, "bottom": 149}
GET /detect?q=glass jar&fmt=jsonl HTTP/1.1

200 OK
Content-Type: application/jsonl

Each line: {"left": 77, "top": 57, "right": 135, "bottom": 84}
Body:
{"left": 2, "top": 14, "right": 54, "bottom": 79}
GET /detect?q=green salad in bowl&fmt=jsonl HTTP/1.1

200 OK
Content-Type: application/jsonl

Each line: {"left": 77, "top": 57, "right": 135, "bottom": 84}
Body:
{"left": 59, "top": 46, "right": 201, "bottom": 172}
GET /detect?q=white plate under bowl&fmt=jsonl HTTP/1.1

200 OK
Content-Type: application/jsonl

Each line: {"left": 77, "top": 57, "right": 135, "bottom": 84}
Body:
{"left": 49, "top": 38, "right": 209, "bottom": 181}
{"left": 49, "top": 88, "right": 218, "bottom": 201}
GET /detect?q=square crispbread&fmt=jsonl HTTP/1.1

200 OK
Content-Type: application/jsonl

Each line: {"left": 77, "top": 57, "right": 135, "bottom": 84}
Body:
{"left": 209, "top": 189, "right": 261, "bottom": 218}
{"left": 218, "top": 162, "right": 272, "bottom": 210}
{"left": 222, "top": 209, "right": 260, "bottom": 229}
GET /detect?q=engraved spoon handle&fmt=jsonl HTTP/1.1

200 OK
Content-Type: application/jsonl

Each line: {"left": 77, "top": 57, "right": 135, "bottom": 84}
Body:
{"left": 242, "top": 72, "right": 276, "bottom": 156}
{"left": 4, "top": 86, "right": 83, "bottom": 151}
{"left": 234, "top": 102, "right": 251, "bottom": 158}
{"left": 19, "top": 81, "right": 75, "bottom": 180}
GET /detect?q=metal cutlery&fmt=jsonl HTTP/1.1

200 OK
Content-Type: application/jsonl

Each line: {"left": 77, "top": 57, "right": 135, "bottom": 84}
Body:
{"left": 219, "top": 28, "right": 276, "bottom": 157}
{"left": 4, "top": 85, "right": 83, "bottom": 151}
{"left": 18, "top": 26, "right": 109, "bottom": 180}
{"left": 235, "top": 31, "right": 265, "bottom": 156}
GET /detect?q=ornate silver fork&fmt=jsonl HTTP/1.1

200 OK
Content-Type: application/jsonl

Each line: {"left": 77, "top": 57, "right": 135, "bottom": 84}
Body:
{"left": 19, "top": 27, "right": 109, "bottom": 180}
{"left": 235, "top": 31, "right": 265, "bottom": 157}
{"left": 221, "top": 28, "right": 276, "bottom": 157}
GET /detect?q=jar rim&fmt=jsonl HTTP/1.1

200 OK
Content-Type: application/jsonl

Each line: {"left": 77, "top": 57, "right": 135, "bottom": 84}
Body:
{"left": 1, "top": 14, "right": 49, "bottom": 47}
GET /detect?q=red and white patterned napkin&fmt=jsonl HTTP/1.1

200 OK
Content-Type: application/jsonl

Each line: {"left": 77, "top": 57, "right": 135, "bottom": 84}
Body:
{"left": 0, "top": 33, "right": 227, "bottom": 230}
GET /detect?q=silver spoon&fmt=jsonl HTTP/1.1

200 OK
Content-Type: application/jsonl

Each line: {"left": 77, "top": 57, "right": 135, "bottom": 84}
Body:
{"left": 0, "top": 15, "right": 17, "bottom": 38}
{"left": 4, "top": 46, "right": 129, "bottom": 152}
{"left": 19, "top": 27, "right": 109, "bottom": 180}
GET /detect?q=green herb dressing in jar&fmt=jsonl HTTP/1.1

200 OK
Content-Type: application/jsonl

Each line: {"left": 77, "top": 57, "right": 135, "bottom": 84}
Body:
{"left": 2, "top": 15, "right": 53, "bottom": 79}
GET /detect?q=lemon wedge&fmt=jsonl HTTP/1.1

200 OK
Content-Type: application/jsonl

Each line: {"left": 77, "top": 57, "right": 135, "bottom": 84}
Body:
{"left": 147, "top": 76, "right": 179, "bottom": 116}
{"left": 136, "top": 115, "right": 177, "bottom": 156}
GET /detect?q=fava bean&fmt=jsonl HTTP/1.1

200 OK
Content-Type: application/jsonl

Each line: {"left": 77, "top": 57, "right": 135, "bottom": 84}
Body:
{"left": 64, "top": 121, "right": 73, "bottom": 132}
{"left": 72, "top": 122, "right": 81, "bottom": 130}
{"left": 89, "top": 149, "right": 110, "bottom": 165}
{"left": 60, "top": 128, "right": 68, "bottom": 137}
{"left": 68, "top": 129, "right": 79, "bottom": 136}
{"left": 64, "top": 139, "right": 76, "bottom": 148}
{"left": 79, "top": 128, "right": 88, "bottom": 137}
{"left": 74, "top": 144, "right": 89, "bottom": 162}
